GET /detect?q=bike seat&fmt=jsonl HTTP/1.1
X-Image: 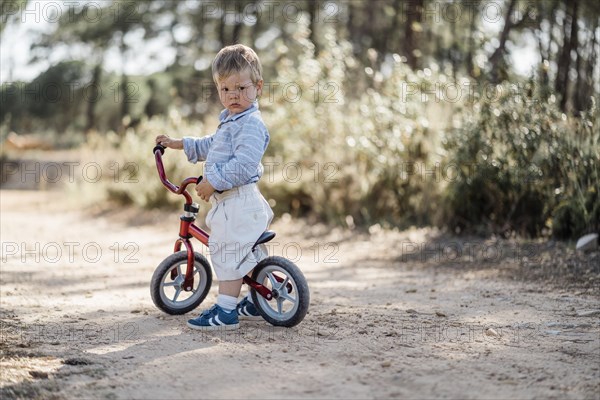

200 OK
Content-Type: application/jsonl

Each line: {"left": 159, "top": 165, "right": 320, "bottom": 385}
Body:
{"left": 252, "top": 230, "right": 276, "bottom": 250}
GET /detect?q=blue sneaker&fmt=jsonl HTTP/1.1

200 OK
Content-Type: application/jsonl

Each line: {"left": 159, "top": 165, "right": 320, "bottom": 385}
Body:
{"left": 236, "top": 297, "right": 262, "bottom": 320}
{"left": 187, "top": 304, "right": 239, "bottom": 331}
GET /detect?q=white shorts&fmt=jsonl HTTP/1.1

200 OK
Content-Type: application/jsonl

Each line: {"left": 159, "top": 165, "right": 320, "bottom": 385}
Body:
{"left": 205, "top": 183, "right": 274, "bottom": 281}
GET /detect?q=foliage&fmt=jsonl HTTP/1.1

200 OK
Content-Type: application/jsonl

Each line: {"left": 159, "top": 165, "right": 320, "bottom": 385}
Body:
{"left": 443, "top": 80, "right": 599, "bottom": 237}
{"left": 4, "top": 0, "right": 599, "bottom": 134}
{"left": 53, "top": 15, "right": 599, "bottom": 241}
{"left": 1, "top": 65, "right": 176, "bottom": 135}
{"left": 0, "top": 0, "right": 27, "bottom": 33}
{"left": 72, "top": 113, "right": 205, "bottom": 210}
{"left": 262, "top": 18, "right": 443, "bottom": 228}
{"left": 1, "top": 61, "right": 88, "bottom": 134}
{"left": 3, "top": 1, "right": 599, "bottom": 239}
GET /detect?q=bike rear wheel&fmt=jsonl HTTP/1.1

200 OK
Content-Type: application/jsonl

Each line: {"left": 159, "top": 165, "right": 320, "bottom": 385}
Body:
{"left": 251, "top": 256, "right": 309, "bottom": 327}
{"left": 150, "top": 251, "right": 212, "bottom": 315}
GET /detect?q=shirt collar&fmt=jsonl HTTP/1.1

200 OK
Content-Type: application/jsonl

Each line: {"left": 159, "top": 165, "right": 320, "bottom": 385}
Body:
{"left": 219, "top": 102, "right": 259, "bottom": 124}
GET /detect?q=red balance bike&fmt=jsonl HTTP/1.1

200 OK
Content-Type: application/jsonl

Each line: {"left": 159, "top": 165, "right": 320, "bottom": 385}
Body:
{"left": 150, "top": 145, "right": 309, "bottom": 327}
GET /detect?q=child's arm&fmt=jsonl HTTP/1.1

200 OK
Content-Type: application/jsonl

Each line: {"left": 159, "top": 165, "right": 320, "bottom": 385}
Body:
{"left": 182, "top": 135, "right": 214, "bottom": 163}
{"left": 155, "top": 134, "right": 216, "bottom": 202}
{"left": 155, "top": 134, "right": 213, "bottom": 163}
{"left": 155, "top": 135, "right": 183, "bottom": 149}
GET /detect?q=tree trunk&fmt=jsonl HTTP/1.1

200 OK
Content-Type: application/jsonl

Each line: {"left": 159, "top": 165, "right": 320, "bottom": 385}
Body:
{"left": 573, "top": 36, "right": 583, "bottom": 112}
{"left": 545, "top": 1, "right": 558, "bottom": 65}
{"left": 383, "top": 0, "right": 402, "bottom": 55}
{"left": 229, "top": 1, "right": 244, "bottom": 44}
{"left": 367, "top": 2, "right": 376, "bottom": 49}
{"left": 119, "top": 34, "right": 130, "bottom": 133}
{"left": 347, "top": 2, "right": 360, "bottom": 54}
{"left": 307, "top": 0, "right": 319, "bottom": 54}
{"left": 404, "top": 0, "right": 423, "bottom": 69}
{"left": 489, "top": 0, "right": 517, "bottom": 82}
{"left": 535, "top": 1, "right": 556, "bottom": 99}
{"left": 466, "top": 0, "right": 478, "bottom": 77}
{"left": 218, "top": 10, "right": 226, "bottom": 46}
{"left": 557, "top": 0, "right": 578, "bottom": 112}
{"left": 577, "top": 17, "right": 598, "bottom": 112}
{"left": 120, "top": 72, "right": 129, "bottom": 132}
{"left": 85, "top": 63, "right": 102, "bottom": 133}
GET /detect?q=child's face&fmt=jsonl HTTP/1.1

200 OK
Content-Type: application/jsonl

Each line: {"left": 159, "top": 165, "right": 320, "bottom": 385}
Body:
{"left": 216, "top": 69, "right": 263, "bottom": 115}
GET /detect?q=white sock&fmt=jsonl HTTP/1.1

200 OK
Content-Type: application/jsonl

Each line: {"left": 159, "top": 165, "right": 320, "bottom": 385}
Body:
{"left": 217, "top": 294, "right": 238, "bottom": 312}
{"left": 245, "top": 292, "right": 254, "bottom": 304}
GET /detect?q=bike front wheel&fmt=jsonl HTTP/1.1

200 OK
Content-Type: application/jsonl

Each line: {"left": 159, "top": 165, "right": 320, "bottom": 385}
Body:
{"left": 251, "top": 256, "right": 310, "bottom": 327}
{"left": 150, "top": 251, "right": 212, "bottom": 315}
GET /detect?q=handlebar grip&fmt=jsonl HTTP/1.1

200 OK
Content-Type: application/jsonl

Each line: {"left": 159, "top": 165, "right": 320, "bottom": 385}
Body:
{"left": 153, "top": 144, "right": 166, "bottom": 155}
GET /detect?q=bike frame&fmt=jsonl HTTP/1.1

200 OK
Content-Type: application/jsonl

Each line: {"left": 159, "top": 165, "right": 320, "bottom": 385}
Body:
{"left": 153, "top": 145, "right": 274, "bottom": 300}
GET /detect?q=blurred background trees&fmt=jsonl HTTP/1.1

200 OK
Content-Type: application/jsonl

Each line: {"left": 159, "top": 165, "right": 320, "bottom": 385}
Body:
{"left": 1, "top": 0, "right": 598, "bottom": 239}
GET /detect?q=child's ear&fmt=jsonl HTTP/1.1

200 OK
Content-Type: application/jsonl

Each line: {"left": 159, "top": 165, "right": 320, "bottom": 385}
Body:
{"left": 255, "top": 79, "right": 264, "bottom": 97}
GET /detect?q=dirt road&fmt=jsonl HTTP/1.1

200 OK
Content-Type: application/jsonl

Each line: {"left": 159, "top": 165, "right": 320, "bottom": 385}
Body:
{"left": 1, "top": 190, "right": 599, "bottom": 399}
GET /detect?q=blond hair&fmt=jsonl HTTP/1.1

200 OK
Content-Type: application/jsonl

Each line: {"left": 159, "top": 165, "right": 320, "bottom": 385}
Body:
{"left": 212, "top": 44, "right": 263, "bottom": 84}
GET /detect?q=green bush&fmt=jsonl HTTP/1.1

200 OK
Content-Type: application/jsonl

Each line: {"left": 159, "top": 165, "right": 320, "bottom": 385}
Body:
{"left": 442, "top": 80, "right": 599, "bottom": 238}
{"left": 552, "top": 201, "right": 586, "bottom": 240}
{"left": 263, "top": 17, "right": 444, "bottom": 228}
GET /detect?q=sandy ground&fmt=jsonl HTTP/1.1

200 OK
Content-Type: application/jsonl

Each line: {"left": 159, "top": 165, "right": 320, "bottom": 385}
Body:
{"left": 1, "top": 189, "right": 599, "bottom": 400}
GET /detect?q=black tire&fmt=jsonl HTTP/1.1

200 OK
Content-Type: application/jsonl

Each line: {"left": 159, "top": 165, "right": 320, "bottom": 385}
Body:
{"left": 250, "top": 256, "right": 310, "bottom": 327}
{"left": 150, "top": 251, "right": 212, "bottom": 315}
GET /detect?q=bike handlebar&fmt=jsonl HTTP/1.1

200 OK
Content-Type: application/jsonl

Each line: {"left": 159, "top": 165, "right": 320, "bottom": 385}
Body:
{"left": 152, "top": 144, "right": 166, "bottom": 155}
{"left": 153, "top": 144, "right": 201, "bottom": 205}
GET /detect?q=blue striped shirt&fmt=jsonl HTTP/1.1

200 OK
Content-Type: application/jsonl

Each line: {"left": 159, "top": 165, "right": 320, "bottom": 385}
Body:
{"left": 182, "top": 102, "right": 269, "bottom": 192}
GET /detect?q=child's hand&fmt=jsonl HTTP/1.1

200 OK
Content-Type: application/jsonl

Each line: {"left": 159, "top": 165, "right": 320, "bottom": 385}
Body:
{"left": 155, "top": 135, "right": 183, "bottom": 150}
{"left": 195, "top": 179, "right": 216, "bottom": 202}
